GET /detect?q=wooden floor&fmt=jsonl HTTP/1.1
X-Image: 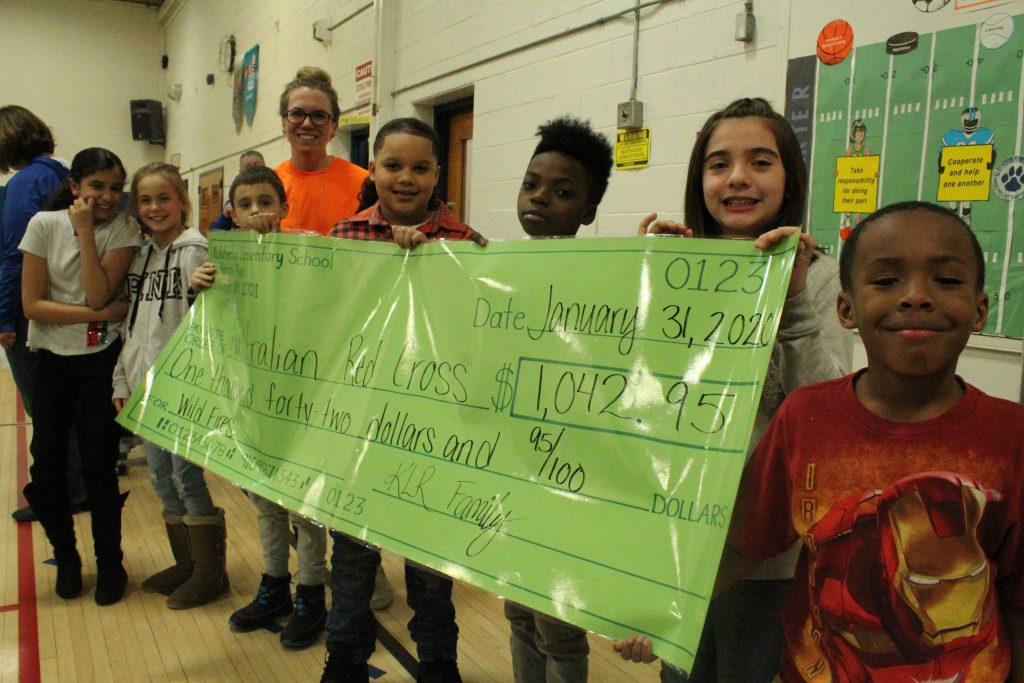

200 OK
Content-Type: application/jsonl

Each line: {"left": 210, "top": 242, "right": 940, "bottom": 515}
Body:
{"left": 0, "top": 369, "right": 660, "bottom": 682}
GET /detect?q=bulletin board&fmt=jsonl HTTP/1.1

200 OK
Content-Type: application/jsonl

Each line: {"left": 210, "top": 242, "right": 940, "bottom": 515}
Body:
{"left": 786, "top": 6, "right": 1024, "bottom": 338}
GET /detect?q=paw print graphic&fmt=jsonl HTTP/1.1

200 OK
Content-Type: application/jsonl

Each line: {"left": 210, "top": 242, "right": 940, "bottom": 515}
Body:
{"left": 1001, "top": 163, "right": 1024, "bottom": 194}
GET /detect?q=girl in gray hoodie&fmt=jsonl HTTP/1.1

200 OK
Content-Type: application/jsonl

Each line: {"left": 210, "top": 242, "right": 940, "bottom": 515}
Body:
{"left": 112, "top": 162, "right": 227, "bottom": 609}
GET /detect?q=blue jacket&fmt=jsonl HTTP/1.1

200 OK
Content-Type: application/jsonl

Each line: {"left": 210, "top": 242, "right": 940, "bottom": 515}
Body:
{"left": 0, "top": 155, "right": 68, "bottom": 332}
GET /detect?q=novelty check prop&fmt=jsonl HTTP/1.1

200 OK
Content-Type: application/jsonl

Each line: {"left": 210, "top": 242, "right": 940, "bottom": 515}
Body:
{"left": 118, "top": 231, "right": 796, "bottom": 670}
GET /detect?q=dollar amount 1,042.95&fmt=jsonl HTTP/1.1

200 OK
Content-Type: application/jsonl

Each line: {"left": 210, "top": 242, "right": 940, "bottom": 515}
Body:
{"left": 527, "top": 362, "right": 738, "bottom": 438}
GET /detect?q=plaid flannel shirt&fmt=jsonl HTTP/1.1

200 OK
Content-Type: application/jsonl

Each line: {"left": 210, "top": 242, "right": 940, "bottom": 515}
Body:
{"left": 329, "top": 199, "right": 486, "bottom": 245}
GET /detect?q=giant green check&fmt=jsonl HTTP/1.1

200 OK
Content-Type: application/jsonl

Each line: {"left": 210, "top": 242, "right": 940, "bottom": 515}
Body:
{"left": 118, "top": 231, "right": 797, "bottom": 670}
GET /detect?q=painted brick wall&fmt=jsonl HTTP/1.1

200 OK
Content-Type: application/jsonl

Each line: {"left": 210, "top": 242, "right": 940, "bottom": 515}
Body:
{"left": 5, "top": 0, "right": 1020, "bottom": 398}
{"left": 1, "top": 0, "right": 164, "bottom": 179}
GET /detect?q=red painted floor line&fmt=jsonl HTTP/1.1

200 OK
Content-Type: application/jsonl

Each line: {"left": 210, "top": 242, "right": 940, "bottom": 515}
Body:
{"left": 15, "top": 395, "right": 40, "bottom": 683}
{"left": 0, "top": 603, "right": 18, "bottom": 613}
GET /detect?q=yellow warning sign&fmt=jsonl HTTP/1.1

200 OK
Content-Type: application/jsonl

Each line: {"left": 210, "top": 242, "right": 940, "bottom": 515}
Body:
{"left": 937, "top": 144, "right": 993, "bottom": 202}
{"left": 833, "top": 155, "right": 880, "bottom": 213}
{"left": 615, "top": 128, "right": 650, "bottom": 170}
{"left": 338, "top": 114, "right": 371, "bottom": 127}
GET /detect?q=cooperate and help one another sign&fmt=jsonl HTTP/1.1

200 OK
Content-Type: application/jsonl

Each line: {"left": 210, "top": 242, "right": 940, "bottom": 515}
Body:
{"left": 117, "top": 231, "right": 797, "bottom": 670}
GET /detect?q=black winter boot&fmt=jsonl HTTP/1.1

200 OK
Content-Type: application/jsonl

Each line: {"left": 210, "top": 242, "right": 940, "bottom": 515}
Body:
{"left": 229, "top": 573, "right": 292, "bottom": 631}
{"left": 94, "top": 562, "right": 128, "bottom": 605}
{"left": 23, "top": 482, "right": 81, "bottom": 599}
{"left": 88, "top": 487, "right": 127, "bottom": 605}
{"left": 55, "top": 553, "right": 83, "bottom": 599}
{"left": 320, "top": 652, "right": 369, "bottom": 683}
{"left": 281, "top": 583, "right": 326, "bottom": 649}
{"left": 417, "top": 660, "right": 462, "bottom": 683}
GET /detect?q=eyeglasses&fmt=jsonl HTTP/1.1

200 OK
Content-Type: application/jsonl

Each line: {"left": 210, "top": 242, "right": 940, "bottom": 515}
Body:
{"left": 284, "top": 108, "right": 335, "bottom": 126}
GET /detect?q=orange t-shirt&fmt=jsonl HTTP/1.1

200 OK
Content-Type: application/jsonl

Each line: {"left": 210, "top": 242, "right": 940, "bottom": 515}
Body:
{"left": 275, "top": 157, "right": 368, "bottom": 235}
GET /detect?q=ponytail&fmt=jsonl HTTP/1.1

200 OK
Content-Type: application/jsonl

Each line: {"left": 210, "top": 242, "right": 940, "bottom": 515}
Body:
{"left": 356, "top": 177, "right": 378, "bottom": 212}
{"left": 43, "top": 179, "right": 76, "bottom": 211}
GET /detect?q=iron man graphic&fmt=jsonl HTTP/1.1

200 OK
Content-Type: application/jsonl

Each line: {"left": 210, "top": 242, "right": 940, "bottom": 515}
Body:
{"left": 804, "top": 472, "right": 1003, "bottom": 682}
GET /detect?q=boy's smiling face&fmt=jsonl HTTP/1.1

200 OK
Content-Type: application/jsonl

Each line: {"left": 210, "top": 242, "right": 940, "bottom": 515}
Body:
{"left": 838, "top": 209, "right": 988, "bottom": 383}
{"left": 517, "top": 152, "right": 596, "bottom": 237}
{"left": 369, "top": 132, "right": 440, "bottom": 227}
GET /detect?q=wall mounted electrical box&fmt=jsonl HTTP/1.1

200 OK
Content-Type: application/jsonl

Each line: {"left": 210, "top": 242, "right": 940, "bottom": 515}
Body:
{"left": 617, "top": 100, "right": 644, "bottom": 129}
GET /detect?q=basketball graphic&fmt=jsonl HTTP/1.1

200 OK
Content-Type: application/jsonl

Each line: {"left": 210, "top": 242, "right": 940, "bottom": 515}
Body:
{"left": 817, "top": 20, "right": 854, "bottom": 66}
{"left": 912, "top": 0, "right": 952, "bottom": 12}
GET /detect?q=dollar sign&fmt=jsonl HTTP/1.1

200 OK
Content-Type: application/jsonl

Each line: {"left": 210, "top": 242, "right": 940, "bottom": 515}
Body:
{"left": 491, "top": 363, "right": 514, "bottom": 412}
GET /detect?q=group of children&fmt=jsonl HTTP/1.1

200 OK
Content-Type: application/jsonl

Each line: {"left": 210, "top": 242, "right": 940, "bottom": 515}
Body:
{"left": 8, "top": 87, "right": 1024, "bottom": 683}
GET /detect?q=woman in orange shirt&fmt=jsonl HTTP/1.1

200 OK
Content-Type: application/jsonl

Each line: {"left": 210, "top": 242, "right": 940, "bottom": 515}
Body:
{"left": 274, "top": 66, "right": 368, "bottom": 235}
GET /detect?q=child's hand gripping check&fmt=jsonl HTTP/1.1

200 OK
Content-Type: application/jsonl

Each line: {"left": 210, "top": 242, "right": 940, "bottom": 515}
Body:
{"left": 637, "top": 212, "right": 694, "bottom": 238}
{"left": 243, "top": 212, "right": 281, "bottom": 235}
{"left": 392, "top": 226, "right": 428, "bottom": 250}
{"left": 391, "top": 226, "right": 488, "bottom": 250}
{"left": 190, "top": 262, "right": 216, "bottom": 292}
{"left": 612, "top": 635, "right": 656, "bottom": 663}
{"left": 753, "top": 226, "right": 815, "bottom": 300}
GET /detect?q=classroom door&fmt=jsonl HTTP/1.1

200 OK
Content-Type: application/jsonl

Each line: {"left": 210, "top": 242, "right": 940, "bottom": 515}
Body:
{"left": 198, "top": 167, "right": 224, "bottom": 236}
{"left": 445, "top": 110, "right": 473, "bottom": 222}
{"left": 350, "top": 127, "right": 369, "bottom": 170}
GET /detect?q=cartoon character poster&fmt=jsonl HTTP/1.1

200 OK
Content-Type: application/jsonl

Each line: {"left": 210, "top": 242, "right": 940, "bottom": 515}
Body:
{"left": 834, "top": 118, "right": 880, "bottom": 239}
{"left": 786, "top": 11, "right": 1024, "bottom": 338}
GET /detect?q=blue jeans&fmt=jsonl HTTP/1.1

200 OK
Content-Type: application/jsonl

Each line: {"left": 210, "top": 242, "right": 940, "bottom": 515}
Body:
{"left": 145, "top": 440, "right": 214, "bottom": 517}
{"left": 665, "top": 578, "right": 790, "bottom": 683}
{"left": 505, "top": 601, "right": 588, "bottom": 683}
{"left": 325, "top": 530, "right": 458, "bottom": 663}
{"left": 6, "top": 313, "right": 86, "bottom": 505}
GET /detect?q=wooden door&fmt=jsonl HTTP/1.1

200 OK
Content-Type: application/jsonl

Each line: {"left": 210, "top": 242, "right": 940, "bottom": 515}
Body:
{"left": 445, "top": 111, "right": 473, "bottom": 222}
{"left": 198, "top": 167, "right": 224, "bottom": 236}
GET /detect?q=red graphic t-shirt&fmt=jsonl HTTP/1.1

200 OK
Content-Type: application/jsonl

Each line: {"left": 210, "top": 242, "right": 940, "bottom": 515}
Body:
{"left": 733, "top": 371, "right": 1024, "bottom": 682}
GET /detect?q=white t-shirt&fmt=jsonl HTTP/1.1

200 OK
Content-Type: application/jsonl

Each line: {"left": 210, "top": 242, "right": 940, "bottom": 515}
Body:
{"left": 19, "top": 209, "right": 142, "bottom": 355}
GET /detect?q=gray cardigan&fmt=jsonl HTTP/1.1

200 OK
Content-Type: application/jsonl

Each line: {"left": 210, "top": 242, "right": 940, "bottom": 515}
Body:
{"left": 744, "top": 251, "right": 854, "bottom": 579}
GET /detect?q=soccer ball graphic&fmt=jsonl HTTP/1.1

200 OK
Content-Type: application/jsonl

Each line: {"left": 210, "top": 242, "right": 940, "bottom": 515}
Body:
{"left": 912, "top": 0, "right": 952, "bottom": 12}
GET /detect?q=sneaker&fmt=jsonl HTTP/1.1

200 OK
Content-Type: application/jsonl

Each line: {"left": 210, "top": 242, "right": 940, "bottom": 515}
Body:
{"left": 280, "top": 583, "right": 326, "bottom": 649}
{"left": 320, "top": 652, "right": 369, "bottom": 683}
{"left": 370, "top": 565, "right": 393, "bottom": 610}
{"left": 417, "top": 660, "right": 462, "bottom": 683}
{"left": 12, "top": 499, "right": 88, "bottom": 523}
{"left": 229, "top": 573, "right": 292, "bottom": 631}
{"left": 11, "top": 504, "right": 37, "bottom": 523}
{"left": 95, "top": 563, "right": 128, "bottom": 605}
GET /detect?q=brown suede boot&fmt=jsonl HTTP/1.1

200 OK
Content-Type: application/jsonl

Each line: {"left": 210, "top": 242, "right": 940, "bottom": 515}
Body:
{"left": 167, "top": 508, "right": 229, "bottom": 609}
{"left": 142, "top": 513, "right": 192, "bottom": 593}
